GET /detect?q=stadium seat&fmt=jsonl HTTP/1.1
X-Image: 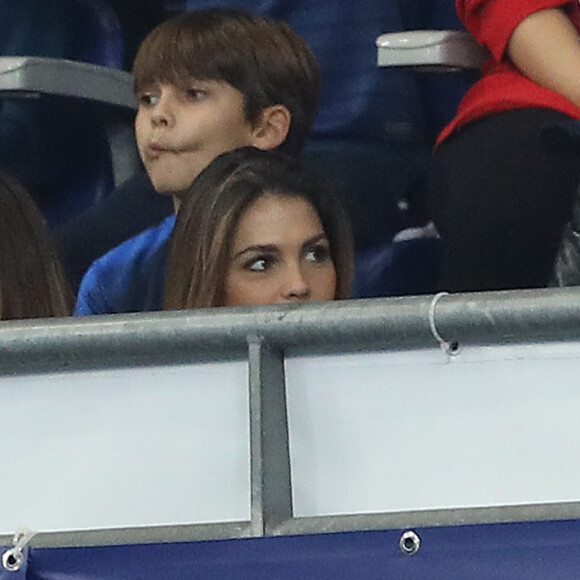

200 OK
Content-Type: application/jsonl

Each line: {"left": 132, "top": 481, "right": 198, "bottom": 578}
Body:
{"left": 0, "top": 0, "right": 136, "bottom": 227}
{"left": 363, "top": 0, "right": 484, "bottom": 297}
{"left": 379, "top": 0, "right": 484, "bottom": 142}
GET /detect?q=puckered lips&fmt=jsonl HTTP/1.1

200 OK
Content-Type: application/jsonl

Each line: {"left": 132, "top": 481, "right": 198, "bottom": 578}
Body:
{"left": 143, "top": 141, "right": 181, "bottom": 161}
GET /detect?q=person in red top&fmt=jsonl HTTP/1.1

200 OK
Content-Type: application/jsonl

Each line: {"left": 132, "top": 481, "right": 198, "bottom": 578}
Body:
{"left": 428, "top": 0, "right": 580, "bottom": 292}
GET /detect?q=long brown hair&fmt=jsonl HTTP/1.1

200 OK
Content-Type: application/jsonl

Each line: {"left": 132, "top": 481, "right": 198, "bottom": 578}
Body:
{"left": 132, "top": 8, "right": 320, "bottom": 157}
{"left": 0, "top": 171, "right": 72, "bottom": 319}
{"left": 165, "top": 147, "right": 354, "bottom": 310}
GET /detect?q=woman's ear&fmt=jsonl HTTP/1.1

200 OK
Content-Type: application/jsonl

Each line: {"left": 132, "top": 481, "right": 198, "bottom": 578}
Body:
{"left": 252, "top": 105, "right": 292, "bottom": 150}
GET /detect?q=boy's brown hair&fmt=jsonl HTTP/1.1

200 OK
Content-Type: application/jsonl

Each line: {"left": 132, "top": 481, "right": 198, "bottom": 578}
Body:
{"left": 132, "top": 8, "right": 320, "bottom": 157}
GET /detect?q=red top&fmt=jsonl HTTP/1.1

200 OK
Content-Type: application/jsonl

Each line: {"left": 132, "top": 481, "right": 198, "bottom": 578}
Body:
{"left": 436, "top": 0, "right": 580, "bottom": 146}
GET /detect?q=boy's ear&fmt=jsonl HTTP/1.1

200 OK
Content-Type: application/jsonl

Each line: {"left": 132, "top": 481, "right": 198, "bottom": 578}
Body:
{"left": 252, "top": 105, "right": 292, "bottom": 150}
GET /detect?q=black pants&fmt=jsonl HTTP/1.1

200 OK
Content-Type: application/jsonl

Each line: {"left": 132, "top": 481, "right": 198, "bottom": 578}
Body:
{"left": 428, "top": 109, "right": 580, "bottom": 292}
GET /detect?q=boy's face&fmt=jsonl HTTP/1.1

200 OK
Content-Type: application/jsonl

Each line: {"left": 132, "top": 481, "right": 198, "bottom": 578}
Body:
{"left": 135, "top": 80, "right": 262, "bottom": 198}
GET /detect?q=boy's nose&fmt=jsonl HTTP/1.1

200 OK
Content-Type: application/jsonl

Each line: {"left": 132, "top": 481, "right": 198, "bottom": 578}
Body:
{"left": 151, "top": 95, "right": 174, "bottom": 127}
{"left": 281, "top": 264, "right": 310, "bottom": 301}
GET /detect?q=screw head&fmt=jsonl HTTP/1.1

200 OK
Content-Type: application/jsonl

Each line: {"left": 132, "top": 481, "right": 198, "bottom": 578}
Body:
{"left": 2, "top": 548, "right": 23, "bottom": 572}
{"left": 399, "top": 530, "right": 421, "bottom": 556}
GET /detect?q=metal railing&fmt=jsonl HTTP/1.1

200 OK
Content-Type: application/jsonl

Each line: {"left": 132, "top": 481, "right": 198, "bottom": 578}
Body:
{"left": 1, "top": 288, "right": 580, "bottom": 548}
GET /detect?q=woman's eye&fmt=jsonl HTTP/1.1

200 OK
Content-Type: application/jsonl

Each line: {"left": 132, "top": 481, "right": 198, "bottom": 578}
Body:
{"left": 305, "top": 244, "right": 331, "bottom": 264}
{"left": 245, "top": 256, "right": 273, "bottom": 272}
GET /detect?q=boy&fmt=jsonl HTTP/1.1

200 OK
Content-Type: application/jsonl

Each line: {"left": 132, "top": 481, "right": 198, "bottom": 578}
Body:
{"left": 74, "top": 7, "right": 320, "bottom": 314}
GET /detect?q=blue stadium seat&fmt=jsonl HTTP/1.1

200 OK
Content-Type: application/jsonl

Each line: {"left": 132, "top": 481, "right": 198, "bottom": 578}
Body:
{"left": 0, "top": 0, "right": 124, "bottom": 67}
{"left": 353, "top": 223, "right": 441, "bottom": 298}
{"left": 0, "top": 0, "right": 131, "bottom": 227}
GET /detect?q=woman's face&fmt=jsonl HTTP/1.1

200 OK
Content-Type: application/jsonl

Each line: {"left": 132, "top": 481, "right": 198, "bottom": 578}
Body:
{"left": 224, "top": 193, "right": 337, "bottom": 306}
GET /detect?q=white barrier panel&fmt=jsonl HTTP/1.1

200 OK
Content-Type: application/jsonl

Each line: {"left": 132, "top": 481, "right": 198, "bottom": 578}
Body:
{"left": 288, "top": 341, "right": 580, "bottom": 517}
{"left": 0, "top": 362, "right": 250, "bottom": 535}
{"left": 3, "top": 338, "right": 580, "bottom": 535}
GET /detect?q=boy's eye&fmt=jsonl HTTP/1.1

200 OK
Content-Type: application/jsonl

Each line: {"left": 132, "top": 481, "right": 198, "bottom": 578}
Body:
{"left": 185, "top": 88, "right": 207, "bottom": 101}
{"left": 137, "top": 93, "right": 159, "bottom": 107}
{"left": 305, "top": 244, "right": 331, "bottom": 264}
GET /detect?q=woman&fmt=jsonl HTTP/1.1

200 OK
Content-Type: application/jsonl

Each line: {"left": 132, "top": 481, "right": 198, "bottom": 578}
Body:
{"left": 165, "top": 147, "right": 354, "bottom": 309}
{"left": 0, "top": 170, "right": 72, "bottom": 319}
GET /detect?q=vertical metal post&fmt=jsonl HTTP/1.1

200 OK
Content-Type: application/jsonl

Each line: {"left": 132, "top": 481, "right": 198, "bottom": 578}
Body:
{"left": 248, "top": 336, "right": 293, "bottom": 536}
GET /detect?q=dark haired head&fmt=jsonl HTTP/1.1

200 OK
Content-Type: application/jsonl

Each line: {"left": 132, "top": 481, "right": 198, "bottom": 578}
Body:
{"left": 0, "top": 170, "right": 72, "bottom": 319}
{"left": 133, "top": 8, "right": 320, "bottom": 157}
{"left": 165, "top": 147, "right": 354, "bottom": 309}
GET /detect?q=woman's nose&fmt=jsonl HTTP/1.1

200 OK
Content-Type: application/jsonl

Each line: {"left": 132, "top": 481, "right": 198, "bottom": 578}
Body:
{"left": 281, "top": 263, "right": 310, "bottom": 301}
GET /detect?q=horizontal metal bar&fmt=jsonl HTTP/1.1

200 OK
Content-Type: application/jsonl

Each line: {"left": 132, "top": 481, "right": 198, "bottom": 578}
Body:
{"left": 5, "top": 500, "right": 580, "bottom": 549}
{"left": 0, "top": 521, "right": 253, "bottom": 550}
{"left": 273, "top": 502, "right": 580, "bottom": 537}
{"left": 1, "top": 288, "right": 580, "bottom": 376}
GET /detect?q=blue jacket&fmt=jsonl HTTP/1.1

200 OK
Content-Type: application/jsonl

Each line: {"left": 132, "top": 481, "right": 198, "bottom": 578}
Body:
{"left": 74, "top": 215, "right": 175, "bottom": 315}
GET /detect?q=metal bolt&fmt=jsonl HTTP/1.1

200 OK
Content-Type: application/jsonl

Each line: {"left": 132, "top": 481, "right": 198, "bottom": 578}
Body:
{"left": 399, "top": 530, "right": 421, "bottom": 556}
{"left": 446, "top": 340, "right": 461, "bottom": 356}
{"left": 2, "top": 548, "right": 23, "bottom": 572}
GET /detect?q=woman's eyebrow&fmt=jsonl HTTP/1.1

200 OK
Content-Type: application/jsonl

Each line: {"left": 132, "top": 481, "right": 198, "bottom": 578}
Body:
{"left": 233, "top": 233, "right": 328, "bottom": 260}
{"left": 233, "top": 244, "right": 278, "bottom": 259}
